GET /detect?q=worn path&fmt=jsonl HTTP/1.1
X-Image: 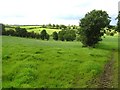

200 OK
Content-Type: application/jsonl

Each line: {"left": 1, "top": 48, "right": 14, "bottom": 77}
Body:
{"left": 98, "top": 49, "right": 115, "bottom": 88}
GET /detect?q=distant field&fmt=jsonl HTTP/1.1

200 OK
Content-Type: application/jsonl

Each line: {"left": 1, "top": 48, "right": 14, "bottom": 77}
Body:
{"left": 27, "top": 28, "right": 61, "bottom": 35}
{"left": 2, "top": 35, "right": 118, "bottom": 88}
{"left": 5, "top": 26, "right": 61, "bottom": 35}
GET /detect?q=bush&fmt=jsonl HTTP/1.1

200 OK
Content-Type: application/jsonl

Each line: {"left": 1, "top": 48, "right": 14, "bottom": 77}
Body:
{"left": 15, "top": 27, "right": 27, "bottom": 37}
{"left": 58, "top": 30, "right": 66, "bottom": 41}
{"left": 58, "top": 29, "right": 76, "bottom": 41}
{"left": 6, "top": 29, "right": 16, "bottom": 36}
{"left": 110, "top": 32, "right": 114, "bottom": 36}
{"left": 52, "top": 31, "right": 58, "bottom": 40}
{"left": 40, "top": 29, "right": 49, "bottom": 40}
{"left": 64, "top": 30, "right": 76, "bottom": 41}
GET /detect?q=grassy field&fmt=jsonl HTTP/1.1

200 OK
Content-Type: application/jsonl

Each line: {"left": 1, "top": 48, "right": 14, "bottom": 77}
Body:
{"left": 2, "top": 35, "right": 118, "bottom": 88}
{"left": 5, "top": 26, "right": 61, "bottom": 35}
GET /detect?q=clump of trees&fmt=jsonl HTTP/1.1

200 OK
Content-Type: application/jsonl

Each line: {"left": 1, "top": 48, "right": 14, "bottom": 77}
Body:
{"left": 79, "top": 10, "right": 111, "bottom": 47}
{"left": 64, "top": 30, "right": 76, "bottom": 41}
{"left": 15, "top": 27, "right": 27, "bottom": 37}
{"left": 40, "top": 30, "right": 49, "bottom": 40}
{"left": 57, "top": 29, "right": 76, "bottom": 41}
{"left": 52, "top": 29, "right": 76, "bottom": 41}
{"left": 2, "top": 25, "right": 77, "bottom": 42}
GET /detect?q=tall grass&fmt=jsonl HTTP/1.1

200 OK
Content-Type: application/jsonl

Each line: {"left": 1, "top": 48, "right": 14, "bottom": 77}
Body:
{"left": 2, "top": 35, "right": 118, "bottom": 88}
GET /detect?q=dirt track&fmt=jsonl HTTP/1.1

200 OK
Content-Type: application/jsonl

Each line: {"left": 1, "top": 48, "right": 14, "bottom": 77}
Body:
{"left": 98, "top": 49, "right": 115, "bottom": 88}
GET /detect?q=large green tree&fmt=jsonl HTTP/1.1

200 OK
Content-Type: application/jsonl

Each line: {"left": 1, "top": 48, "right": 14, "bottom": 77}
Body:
{"left": 79, "top": 10, "right": 111, "bottom": 47}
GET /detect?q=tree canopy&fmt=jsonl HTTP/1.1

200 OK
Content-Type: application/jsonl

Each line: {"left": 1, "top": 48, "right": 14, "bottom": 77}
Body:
{"left": 79, "top": 10, "right": 111, "bottom": 47}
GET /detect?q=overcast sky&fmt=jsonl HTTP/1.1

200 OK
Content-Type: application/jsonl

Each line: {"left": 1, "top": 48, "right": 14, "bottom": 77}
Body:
{"left": 0, "top": 0, "right": 119, "bottom": 25}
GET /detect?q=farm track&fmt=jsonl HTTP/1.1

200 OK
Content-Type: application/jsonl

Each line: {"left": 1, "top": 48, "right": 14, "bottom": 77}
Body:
{"left": 72, "top": 49, "right": 116, "bottom": 88}
{"left": 98, "top": 49, "right": 115, "bottom": 88}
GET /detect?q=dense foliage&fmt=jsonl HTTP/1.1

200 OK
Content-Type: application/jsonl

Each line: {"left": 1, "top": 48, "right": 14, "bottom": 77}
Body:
{"left": 2, "top": 25, "right": 76, "bottom": 41}
{"left": 52, "top": 31, "right": 58, "bottom": 40}
{"left": 64, "top": 30, "right": 76, "bottom": 41}
{"left": 40, "top": 30, "right": 50, "bottom": 40}
{"left": 79, "top": 10, "right": 111, "bottom": 47}
{"left": 2, "top": 27, "right": 50, "bottom": 40}
{"left": 58, "top": 29, "right": 76, "bottom": 41}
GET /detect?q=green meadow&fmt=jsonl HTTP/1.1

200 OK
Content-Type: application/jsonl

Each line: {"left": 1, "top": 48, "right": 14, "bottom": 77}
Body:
{"left": 2, "top": 35, "right": 118, "bottom": 88}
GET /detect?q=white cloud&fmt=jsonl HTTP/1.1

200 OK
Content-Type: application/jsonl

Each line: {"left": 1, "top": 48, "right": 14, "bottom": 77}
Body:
{"left": 0, "top": 0, "right": 119, "bottom": 25}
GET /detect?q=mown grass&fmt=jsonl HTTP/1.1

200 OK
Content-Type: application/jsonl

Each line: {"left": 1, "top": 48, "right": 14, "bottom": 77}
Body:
{"left": 2, "top": 35, "right": 118, "bottom": 88}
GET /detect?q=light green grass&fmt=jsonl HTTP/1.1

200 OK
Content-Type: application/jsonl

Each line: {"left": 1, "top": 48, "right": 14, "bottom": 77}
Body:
{"left": 20, "top": 26, "right": 41, "bottom": 28}
{"left": 2, "top": 35, "right": 118, "bottom": 88}
{"left": 96, "top": 35, "right": 118, "bottom": 51}
{"left": 26, "top": 28, "right": 61, "bottom": 35}
{"left": 111, "top": 51, "right": 118, "bottom": 88}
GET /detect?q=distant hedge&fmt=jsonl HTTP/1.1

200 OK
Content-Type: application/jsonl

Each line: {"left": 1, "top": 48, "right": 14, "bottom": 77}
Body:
{"left": 2, "top": 26, "right": 50, "bottom": 40}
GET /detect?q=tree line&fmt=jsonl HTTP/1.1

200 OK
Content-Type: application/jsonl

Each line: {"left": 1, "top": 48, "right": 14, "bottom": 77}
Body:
{"left": 2, "top": 26, "right": 76, "bottom": 41}
{"left": 1, "top": 9, "right": 120, "bottom": 47}
{"left": 41, "top": 24, "right": 77, "bottom": 30}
